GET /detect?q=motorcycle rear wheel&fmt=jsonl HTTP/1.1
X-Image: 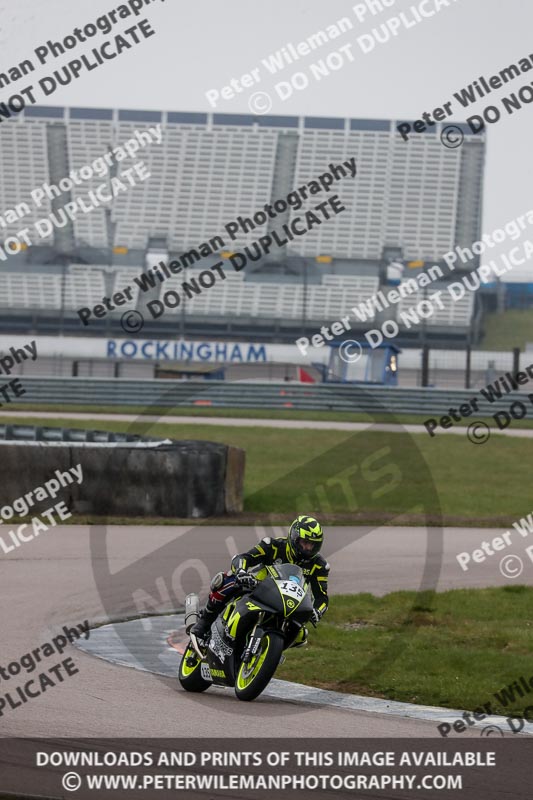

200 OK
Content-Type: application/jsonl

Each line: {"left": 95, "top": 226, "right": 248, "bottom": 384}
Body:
{"left": 178, "top": 643, "right": 211, "bottom": 692}
{"left": 235, "top": 632, "right": 284, "bottom": 701}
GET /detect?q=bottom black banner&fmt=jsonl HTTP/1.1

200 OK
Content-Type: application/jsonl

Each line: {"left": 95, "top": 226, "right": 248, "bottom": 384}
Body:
{"left": 0, "top": 738, "right": 531, "bottom": 799}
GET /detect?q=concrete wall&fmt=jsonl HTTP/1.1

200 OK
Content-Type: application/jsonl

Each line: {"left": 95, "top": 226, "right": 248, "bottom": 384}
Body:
{"left": 0, "top": 439, "right": 245, "bottom": 518}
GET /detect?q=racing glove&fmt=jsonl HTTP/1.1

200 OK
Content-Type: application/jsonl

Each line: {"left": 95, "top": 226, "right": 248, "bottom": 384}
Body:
{"left": 234, "top": 569, "right": 257, "bottom": 591}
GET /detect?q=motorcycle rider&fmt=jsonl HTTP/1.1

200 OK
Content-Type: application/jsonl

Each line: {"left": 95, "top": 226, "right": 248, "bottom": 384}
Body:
{"left": 190, "top": 515, "right": 329, "bottom": 642}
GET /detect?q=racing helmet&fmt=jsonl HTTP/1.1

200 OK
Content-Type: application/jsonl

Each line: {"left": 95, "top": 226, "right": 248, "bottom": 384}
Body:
{"left": 288, "top": 515, "right": 323, "bottom": 563}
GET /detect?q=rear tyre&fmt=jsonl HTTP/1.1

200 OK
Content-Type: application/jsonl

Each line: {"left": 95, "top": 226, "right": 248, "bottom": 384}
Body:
{"left": 178, "top": 643, "right": 211, "bottom": 693}
{"left": 235, "top": 632, "right": 284, "bottom": 701}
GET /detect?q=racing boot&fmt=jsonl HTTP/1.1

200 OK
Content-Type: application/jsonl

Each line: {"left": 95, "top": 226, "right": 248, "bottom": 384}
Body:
{"left": 288, "top": 626, "right": 308, "bottom": 649}
{"left": 190, "top": 598, "right": 221, "bottom": 642}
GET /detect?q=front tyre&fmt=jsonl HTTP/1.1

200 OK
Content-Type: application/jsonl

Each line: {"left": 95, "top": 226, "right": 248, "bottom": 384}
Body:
{"left": 235, "top": 632, "right": 284, "bottom": 701}
{"left": 178, "top": 643, "right": 211, "bottom": 693}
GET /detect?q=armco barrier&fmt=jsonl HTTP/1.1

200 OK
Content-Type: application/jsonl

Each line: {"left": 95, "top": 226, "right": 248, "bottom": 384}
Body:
{"left": 2, "top": 376, "right": 531, "bottom": 419}
{"left": 0, "top": 430, "right": 245, "bottom": 518}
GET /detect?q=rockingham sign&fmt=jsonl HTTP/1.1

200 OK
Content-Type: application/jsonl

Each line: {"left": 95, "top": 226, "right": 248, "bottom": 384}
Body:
{"left": 0, "top": 336, "right": 323, "bottom": 367}
{"left": 107, "top": 339, "right": 269, "bottom": 363}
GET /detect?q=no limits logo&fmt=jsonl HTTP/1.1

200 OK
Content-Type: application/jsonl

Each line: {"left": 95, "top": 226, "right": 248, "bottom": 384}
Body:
{"left": 90, "top": 379, "right": 443, "bottom": 719}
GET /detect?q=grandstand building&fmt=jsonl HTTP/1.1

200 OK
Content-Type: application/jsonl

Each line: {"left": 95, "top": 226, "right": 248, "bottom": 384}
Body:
{"left": 0, "top": 107, "right": 486, "bottom": 345}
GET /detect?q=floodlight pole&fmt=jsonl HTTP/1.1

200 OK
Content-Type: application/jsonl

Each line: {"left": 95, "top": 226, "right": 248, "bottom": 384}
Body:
{"left": 301, "top": 258, "right": 308, "bottom": 337}
{"left": 104, "top": 144, "right": 118, "bottom": 339}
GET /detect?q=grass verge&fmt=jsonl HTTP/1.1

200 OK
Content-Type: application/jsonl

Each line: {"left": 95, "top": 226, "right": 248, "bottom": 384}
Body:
{"left": 481, "top": 310, "right": 533, "bottom": 352}
{"left": 278, "top": 586, "right": 533, "bottom": 718}
{"left": 0, "top": 415, "right": 531, "bottom": 524}
{"left": 3, "top": 403, "right": 533, "bottom": 428}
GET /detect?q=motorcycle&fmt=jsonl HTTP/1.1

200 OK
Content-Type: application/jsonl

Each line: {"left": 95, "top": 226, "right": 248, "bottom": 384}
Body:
{"left": 178, "top": 563, "right": 314, "bottom": 701}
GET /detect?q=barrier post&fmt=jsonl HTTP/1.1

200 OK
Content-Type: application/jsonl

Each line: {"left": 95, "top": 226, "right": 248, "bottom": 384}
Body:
{"left": 513, "top": 346, "right": 520, "bottom": 377}
{"left": 421, "top": 345, "right": 430, "bottom": 387}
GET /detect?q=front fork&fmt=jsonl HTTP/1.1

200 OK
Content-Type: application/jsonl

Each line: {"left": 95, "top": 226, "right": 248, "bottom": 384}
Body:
{"left": 241, "top": 614, "right": 264, "bottom": 664}
{"left": 241, "top": 615, "right": 292, "bottom": 666}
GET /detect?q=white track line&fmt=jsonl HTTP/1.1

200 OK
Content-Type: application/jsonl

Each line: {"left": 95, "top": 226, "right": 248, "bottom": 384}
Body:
{"left": 2, "top": 410, "right": 533, "bottom": 437}
{"left": 266, "top": 680, "right": 533, "bottom": 737}
{"left": 76, "top": 617, "right": 533, "bottom": 737}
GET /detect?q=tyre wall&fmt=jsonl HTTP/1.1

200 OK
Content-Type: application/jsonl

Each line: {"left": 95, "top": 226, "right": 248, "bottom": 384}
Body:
{"left": 0, "top": 435, "right": 245, "bottom": 518}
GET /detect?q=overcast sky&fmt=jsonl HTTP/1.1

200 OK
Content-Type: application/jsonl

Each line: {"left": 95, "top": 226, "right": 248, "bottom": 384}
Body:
{"left": 1, "top": 0, "right": 532, "bottom": 280}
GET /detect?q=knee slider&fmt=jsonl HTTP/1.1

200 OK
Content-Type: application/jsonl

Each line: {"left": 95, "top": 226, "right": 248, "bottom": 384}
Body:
{"left": 210, "top": 571, "right": 225, "bottom": 591}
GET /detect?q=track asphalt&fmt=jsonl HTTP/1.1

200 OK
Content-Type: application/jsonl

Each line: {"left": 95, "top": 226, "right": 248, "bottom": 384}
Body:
{"left": 2, "top": 524, "right": 531, "bottom": 738}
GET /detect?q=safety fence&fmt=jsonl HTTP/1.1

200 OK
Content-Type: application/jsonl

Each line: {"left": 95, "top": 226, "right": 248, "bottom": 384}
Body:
{"left": 3, "top": 376, "right": 531, "bottom": 419}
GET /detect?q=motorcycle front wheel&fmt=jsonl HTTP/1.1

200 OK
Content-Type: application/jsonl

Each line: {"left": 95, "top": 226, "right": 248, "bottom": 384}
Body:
{"left": 178, "top": 643, "right": 211, "bottom": 693}
{"left": 235, "top": 632, "right": 284, "bottom": 701}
